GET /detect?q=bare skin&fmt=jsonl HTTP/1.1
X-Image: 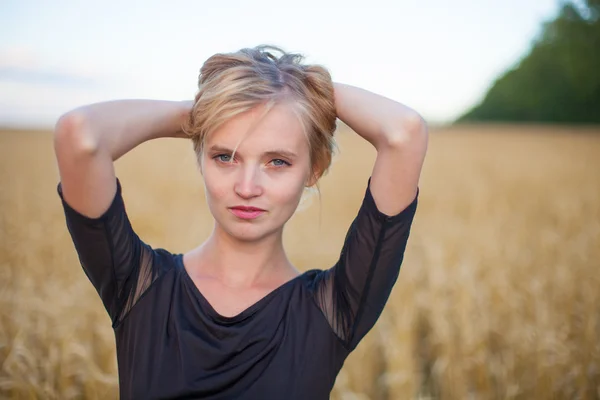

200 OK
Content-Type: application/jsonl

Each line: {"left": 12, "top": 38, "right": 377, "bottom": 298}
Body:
{"left": 53, "top": 83, "right": 427, "bottom": 319}
{"left": 183, "top": 103, "right": 312, "bottom": 317}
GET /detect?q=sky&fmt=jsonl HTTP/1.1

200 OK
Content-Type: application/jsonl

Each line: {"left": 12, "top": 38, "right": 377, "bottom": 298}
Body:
{"left": 0, "top": 0, "right": 561, "bottom": 128}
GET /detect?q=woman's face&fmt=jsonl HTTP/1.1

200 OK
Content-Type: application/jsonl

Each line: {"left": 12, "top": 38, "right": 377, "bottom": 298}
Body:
{"left": 200, "top": 103, "right": 313, "bottom": 243}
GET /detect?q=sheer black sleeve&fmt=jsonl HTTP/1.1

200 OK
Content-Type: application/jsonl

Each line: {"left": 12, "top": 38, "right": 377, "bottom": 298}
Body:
{"left": 57, "top": 178, "right": 167, "bottom": 328}
{"left": 312, "top": 178, "right": 419, "bottom": 351}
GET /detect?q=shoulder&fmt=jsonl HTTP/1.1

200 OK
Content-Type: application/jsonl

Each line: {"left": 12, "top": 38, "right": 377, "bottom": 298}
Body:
{"left": 298, "top": 268, "right": 330, "bottom": 292}
{"left": 142, "top": 247, "right": 180, "bottom": 276}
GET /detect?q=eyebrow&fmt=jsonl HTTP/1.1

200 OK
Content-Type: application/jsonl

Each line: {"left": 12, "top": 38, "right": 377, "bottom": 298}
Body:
{"left": 208, "top": 145, "right": 298, "bottom": 160}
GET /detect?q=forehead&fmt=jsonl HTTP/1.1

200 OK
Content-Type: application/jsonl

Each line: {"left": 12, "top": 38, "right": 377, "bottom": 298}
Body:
{"left": 206, "top": 103, "right": 307, "bottom": 154}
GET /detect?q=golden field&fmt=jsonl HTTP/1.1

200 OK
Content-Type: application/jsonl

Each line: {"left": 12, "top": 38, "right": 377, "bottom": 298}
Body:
{"left": 1, "top": 124, "right": 599, "bottom": 399}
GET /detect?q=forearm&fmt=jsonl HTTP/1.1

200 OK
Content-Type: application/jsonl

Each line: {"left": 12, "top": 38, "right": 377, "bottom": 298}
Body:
{"left": 333, "top": 83, "right": 425, "bottom": 149}
{"left": 57, "top": 100, "right": 192, "bottom": 161}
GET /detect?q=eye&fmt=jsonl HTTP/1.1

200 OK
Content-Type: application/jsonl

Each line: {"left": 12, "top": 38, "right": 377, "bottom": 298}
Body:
{"left": 214, "top": 154, "right": 232, "bottom": 163}
{"left": 270, "top": 159, "right": 291, "bottom": 167}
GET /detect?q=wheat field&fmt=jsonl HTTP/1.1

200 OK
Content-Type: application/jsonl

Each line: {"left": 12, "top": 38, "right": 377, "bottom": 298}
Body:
{"left": 1, "top": 124, "right": 599, "bottom": 399}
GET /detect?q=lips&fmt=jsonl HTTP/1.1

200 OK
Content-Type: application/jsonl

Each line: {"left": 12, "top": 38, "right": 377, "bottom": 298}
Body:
{"left": 231, "top": 206, "right": 265, "bottom": 212}
{"left": 229, "top": 206, "right": 266, "bottom": 220}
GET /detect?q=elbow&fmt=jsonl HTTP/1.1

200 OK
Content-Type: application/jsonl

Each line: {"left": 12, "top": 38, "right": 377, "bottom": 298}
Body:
{"left": 54, "top": 112, "right": 100, "bottom": 156}
{"left": 383, "top": 111, "right": 428, "bottom": 148}
{"left": 405, "top": 111, "right": 428, "bottom": 135}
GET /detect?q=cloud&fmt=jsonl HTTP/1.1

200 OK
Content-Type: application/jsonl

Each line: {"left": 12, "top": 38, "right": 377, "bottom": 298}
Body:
{"left": 0, "top": 46, "right": 143, "bottom": 128}
{"left": 0, "top": 79, "right": 121, "bottom": 128}
{"left": 0, "top": 47, "right": 123, "bottom": 88}
{"left": 0, "top": 65, "right": 102, "bottom": 87}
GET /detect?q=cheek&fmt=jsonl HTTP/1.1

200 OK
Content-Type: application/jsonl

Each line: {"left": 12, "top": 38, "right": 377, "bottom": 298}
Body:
{"left": 271, "top": 173, "right": 307, "bottom": 211}
{"left": 202, "top": 166, "right": 229, "bottom": 208}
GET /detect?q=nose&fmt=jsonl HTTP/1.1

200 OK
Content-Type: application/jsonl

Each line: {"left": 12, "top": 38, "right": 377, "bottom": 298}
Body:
{"left": 234, "top": 165, "right": 263, "bottom": 199}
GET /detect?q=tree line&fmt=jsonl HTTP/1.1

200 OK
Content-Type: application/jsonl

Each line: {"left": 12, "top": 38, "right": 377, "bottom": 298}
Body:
{"left": 457, "top": 0, "right": 600, "bottom": 124}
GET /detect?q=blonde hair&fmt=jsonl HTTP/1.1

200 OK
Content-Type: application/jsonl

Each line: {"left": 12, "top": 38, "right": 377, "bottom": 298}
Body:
{"left": 182, "top": 44, "right": 338, "bottom": 185}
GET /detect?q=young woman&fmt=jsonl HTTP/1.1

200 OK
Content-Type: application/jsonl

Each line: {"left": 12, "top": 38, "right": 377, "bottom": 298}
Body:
{"left": 54, "top": 45, "right": 427, "bottom": 399}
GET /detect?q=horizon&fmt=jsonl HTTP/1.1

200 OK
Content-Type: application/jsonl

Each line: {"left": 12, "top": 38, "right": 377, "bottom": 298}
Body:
{"left": 1, "top": 0, "right": 561, "bottom": 129}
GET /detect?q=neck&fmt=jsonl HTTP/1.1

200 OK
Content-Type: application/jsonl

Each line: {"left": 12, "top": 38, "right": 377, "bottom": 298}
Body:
{"left": 193, "top": 224, "right": 296, "bottom": 288}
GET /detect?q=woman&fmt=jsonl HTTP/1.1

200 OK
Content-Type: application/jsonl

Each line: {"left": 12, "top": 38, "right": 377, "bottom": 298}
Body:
{"left": 54, "top": 45, "right": 427, "bottom": 399}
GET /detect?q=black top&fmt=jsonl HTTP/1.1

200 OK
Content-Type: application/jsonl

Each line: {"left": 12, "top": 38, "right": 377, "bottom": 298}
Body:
{"left": 57, "top": 177, "right": 419, "bottom": 400}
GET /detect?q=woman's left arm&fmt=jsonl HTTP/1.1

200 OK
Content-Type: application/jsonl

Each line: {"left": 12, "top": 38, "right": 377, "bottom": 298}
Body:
{"left": 312, "top": 83, "right": 427, "bottom": 350}
{"left": 333, "top": 82, "right": 428, "bottom": 214}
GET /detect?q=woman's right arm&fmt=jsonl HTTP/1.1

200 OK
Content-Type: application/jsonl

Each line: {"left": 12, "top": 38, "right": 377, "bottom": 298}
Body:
{"left": 54, "top": 99, "right": 192, "bottom": 326}
{"left": 54, "top": 99, "right": 192, "bottom": 218}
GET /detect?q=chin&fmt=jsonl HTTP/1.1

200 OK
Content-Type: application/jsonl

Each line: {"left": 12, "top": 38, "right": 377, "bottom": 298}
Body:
{"left": 221, "top": 220, "right": 280, "bottom": 243}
